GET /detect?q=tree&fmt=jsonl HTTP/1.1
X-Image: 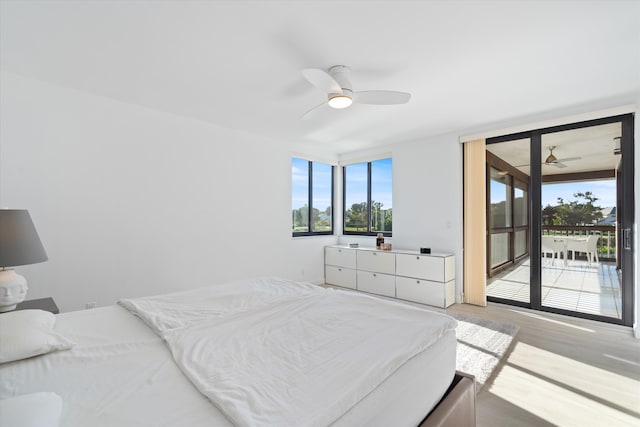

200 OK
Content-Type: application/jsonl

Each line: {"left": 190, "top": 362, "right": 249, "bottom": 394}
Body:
{"left": 547, "top": 192, "right": 603, "bottom": 226}
{"left": 345, "top": 202, "right": 367, "bottom": 231}
{"left": 292, "top": 204, "right": 309, "bottom": 231}
{"left": 542, "top": 204, "right": 558, "bottom": 225}
{"left": 371, "top": 201, "right": 383, "bottom": 231}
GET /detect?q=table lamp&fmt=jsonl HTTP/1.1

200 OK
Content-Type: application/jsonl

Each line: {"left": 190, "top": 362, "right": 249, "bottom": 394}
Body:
{"left": 0, "top": 210, "right": 48, "bottom": 312}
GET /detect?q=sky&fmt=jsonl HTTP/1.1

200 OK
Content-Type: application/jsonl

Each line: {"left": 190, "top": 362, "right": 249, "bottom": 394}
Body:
{"left": 541, "top": 179, "right": 616, "bottom": 208}
{"left": 491, "top": 178, "right": 616, "bottom": 208}
{"left": 292, "top": 157, "right": 393, "bottom": 211}
{"left": 344, "top": 158, "right": 393, "bottom": 209}
{"left": 291, "top": 158, "right": 333, "bottom": 211}
{"left": 296, "top": 156, "right": 613, "bottom": 213}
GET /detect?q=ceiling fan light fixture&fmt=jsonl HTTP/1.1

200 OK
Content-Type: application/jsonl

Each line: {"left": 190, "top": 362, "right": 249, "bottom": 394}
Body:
{"left": 328, "top": 94, "right": 352, "bottom": 109}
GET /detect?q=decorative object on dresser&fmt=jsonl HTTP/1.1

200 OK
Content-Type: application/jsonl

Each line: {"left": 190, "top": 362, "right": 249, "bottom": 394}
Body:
{"left": 0, "top": 210, "right": 48, "bottom": 312}
{"left": 325, "top": 245, "right": 456, "bottom": 308}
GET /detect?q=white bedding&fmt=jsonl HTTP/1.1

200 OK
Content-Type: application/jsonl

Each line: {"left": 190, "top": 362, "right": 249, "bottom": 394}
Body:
{"left": 1, "top": 278, "right": 458, "bottom": 427}
{"left": 0, "top": 305, "right": 232, "bottom": 427}
{"left": 119, "top": 278, "right": 457, "bottom": 427}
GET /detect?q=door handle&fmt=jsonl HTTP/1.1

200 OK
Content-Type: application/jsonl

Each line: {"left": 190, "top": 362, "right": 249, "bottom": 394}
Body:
{"left": 623, "top": 228, "right": 632, "bottom": 250}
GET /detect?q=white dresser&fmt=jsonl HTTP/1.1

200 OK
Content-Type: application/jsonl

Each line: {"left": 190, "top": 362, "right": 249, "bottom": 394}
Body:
{"left": 324, "top": 245, "right": 456, "bottom": 308}
{"left": 324, "top": 246, "right": 357, "bottom": 289}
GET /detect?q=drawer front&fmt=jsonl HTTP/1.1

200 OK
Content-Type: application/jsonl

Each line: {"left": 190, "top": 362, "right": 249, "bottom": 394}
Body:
{"left": 396, "top": 254, "right": 444, "bottom": 282}
{"left": 357, "top": 271, "right": 395, "bottom": 297}
{"left": 325, "top": 265, "right": 357, "bottom": 289}
{"left": 356, "top": 250, "right": 395, "bottom": 274}
{"left": 395, "top": 276, "right": 445, "bottom": 307}
{"left": 325, "top": 247, "right": 357, "bottom": 269}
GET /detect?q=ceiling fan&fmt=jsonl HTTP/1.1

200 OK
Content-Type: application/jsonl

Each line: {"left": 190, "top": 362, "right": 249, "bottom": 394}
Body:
{"left": 543, "top": 146, "right": 581, "bottom": 168}
{"left": 513, "top": 146, "right": 581, "bottom": 169}
{"left": 300, "top": 65, "right": 411, "bottom": 120}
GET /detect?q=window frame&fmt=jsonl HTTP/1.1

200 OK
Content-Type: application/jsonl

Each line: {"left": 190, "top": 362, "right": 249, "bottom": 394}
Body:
{"left": 292, "top": 158, "right": 334, "bottom": 237}
{"left": 342, "top": 158, "right": 393, "bottom": 237}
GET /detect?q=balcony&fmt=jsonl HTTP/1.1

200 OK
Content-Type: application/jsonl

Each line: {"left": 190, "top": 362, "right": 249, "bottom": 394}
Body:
{"left": 487, "top": 225, "right": 621, "bottom": 319}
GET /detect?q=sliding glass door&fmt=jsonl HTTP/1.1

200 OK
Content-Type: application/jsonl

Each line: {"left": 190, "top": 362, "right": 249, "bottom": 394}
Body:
{"left": 486, "top": 138, "right": 531, "bottom": 304}
{"left": 485, "top": 114, "right": 634, "bottom": 326}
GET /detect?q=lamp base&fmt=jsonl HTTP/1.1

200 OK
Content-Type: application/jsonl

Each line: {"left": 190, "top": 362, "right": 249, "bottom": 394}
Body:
{"left": 0, "top": 269, "right": 28, "bottom": 312}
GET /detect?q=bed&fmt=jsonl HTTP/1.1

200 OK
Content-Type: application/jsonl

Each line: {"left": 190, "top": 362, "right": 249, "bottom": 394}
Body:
{"left": 0, "top": 277, "right": 475, "bottom": 426}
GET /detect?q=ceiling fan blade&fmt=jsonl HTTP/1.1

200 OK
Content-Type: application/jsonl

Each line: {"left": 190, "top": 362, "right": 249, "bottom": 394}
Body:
{"left": 354, "top": 90, "right": 411, "bottom": 105}
{"left": 301, "top": 68, "right": 342, "bottom": 94}
{"left": 549, "top": 161, "right": 567, "bottom": 168}
{"left": 555, "top": 156, "right": 581, "bottom": 163}
{"left": 301, "top": 102, "right": 330, "bottom": 120}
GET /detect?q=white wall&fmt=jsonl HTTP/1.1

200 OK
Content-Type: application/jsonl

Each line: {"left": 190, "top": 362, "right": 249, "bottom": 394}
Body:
{"left": 337, "top": 134, "right": 464, "bottom": 302}
{"left": 0, "top": 72, "right": 336, "bottom": 312}
{"left": 2, "top": 71, "right": 636, "bottom": 331}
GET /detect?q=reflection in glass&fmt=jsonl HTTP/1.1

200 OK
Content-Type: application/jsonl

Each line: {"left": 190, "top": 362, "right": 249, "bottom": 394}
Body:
{"left": 490, "top": 167, "right": 512, "bottom": 228}
{"left": 344, "top": 162, "right": 368, "bottom": 232}
{"left": 490, "top": 233, "right": 510, "bottom": 268}
{"left": 291, "top": 158, "right": 309, "bottom": 233}
{"left": 311, "top": 162, "right": 332, "bottom": 232}
{"left": 514, "top": 182, "right": 528, "bottom": 227}
{"left": 371, "top": 158, "right": 393, "bottom": 233}
{"left": 485, "top": 137, "right": 530, "bottom": 304}
{"left": 514, "top": 230, "right": 527, "bottom": 258}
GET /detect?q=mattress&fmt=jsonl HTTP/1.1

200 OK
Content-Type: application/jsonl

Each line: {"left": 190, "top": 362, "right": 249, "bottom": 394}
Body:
{"left": 0, "top": 283, "right": 457, "bottom": 426}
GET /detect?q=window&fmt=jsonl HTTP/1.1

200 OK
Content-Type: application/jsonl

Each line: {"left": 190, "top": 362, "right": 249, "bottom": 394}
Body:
{"left": 343, "top": 158, "right": 392, "bottom": 236}
{"left": 292, "top": 158, "right": 334, "bottom": 236}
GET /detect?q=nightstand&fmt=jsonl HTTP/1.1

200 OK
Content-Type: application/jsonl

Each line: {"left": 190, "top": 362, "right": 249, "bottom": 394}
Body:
{"left": 10, "top": 297, "right": 60, "bottom": 314}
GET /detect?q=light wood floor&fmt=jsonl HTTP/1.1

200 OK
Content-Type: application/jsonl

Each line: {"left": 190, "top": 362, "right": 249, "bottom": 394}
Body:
{"left": 447, "top": 302, "right": 640, "bottom": 427}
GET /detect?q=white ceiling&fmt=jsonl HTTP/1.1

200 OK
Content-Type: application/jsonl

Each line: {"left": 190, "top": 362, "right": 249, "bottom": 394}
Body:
{"left": 486, "top": 122, "right": 622, "bottom": 177}
{"left": 1, "top": 1, "right": 639, "bottom": 155}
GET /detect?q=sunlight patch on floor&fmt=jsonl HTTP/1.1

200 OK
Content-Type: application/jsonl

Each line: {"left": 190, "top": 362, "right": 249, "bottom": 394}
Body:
{"left": 487, "top": 363, "right": 640, "bottom": 427}
{"left": 504, "top": 342, "right": 640, "bottom": 414}
{"left": 506, "top": 308, "right": 595, "bottom": 333}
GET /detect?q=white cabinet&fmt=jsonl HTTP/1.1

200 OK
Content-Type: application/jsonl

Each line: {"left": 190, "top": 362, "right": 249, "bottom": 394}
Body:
{"left": 396, "top": 276, "right": 455, "bottom": 308}
{"left": 325, "top": 265, "right": 357, "bottom": 290}
{"left": 325, "top": 247, "right": 357, "bottom": 269}
{"left": 357, "top": 271, "right": 396, "bottom": 297}
{"left": 396, "top": 253, "right": 454, "bottom": 282}
{"left": 324, "top": 246, "right": 456, "bottom": 308}
{"left": 325, "top": 247, "right": 357, "bottom": 289}
{"left": 356, "top": 250, "right": 395, "bottom": 274}
{"left": 396, "top": 252, "right": 455, "bottom": 308}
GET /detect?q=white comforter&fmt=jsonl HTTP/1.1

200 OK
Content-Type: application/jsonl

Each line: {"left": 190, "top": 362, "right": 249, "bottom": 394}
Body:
{"left": 119, "top": 277, "right": 456, "bottom": 427}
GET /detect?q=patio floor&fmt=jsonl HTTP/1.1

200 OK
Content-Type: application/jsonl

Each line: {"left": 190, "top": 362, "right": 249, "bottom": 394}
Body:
{"left": 486, "top": 257, "right": 622, "bottom": 319}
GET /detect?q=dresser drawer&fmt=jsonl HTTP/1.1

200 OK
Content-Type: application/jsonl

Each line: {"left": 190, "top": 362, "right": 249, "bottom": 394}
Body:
{"left": 396, "top": 276, "right": 455, "bottom": 308}
{"left": 325, "top": 265, "right": 357, "bottom": 289}
{"left": 357, "top": 271, "right": 395, "bottom": 297}
{"left": 325, "top": 247, "right": 357, "bottom": 269}
{"left": 396, "top": 253, "right": 454, "bottom": 282}
{"left": 357, "top": 250, "right": 395, "bottom": 274}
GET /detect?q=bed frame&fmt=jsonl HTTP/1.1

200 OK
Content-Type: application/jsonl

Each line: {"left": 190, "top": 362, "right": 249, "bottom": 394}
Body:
{"left": 419, "top": 371, "right": 476, "bottom": 427}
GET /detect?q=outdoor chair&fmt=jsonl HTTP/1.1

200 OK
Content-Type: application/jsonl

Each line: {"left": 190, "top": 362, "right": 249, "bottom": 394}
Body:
{"left": 566, "top": 234, "right": 599, "bottom": 265}
{"left": 541, "top": 236, "right": 565, "bottom": 265}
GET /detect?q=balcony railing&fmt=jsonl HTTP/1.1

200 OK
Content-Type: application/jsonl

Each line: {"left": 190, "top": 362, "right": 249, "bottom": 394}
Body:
{"left": 542, "top": 225, "right": 617, "bottom": 261}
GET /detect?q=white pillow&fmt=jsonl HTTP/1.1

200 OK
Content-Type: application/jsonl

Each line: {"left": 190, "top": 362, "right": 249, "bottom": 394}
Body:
{"left": 0, "top": 309, "right": 74, "bottom": 364}
{"left": 0, "top": 392, "right": 63, "bottom": 427}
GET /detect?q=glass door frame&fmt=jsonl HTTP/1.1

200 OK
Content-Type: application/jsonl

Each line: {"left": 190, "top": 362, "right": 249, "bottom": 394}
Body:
{"left": 486, "top": 113, "right": 634, "bottom": 326}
